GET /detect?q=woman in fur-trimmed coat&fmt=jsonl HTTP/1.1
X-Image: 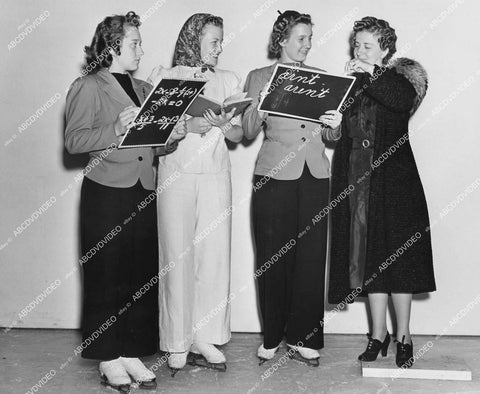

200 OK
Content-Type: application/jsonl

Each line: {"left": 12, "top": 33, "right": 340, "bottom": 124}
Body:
{"left": 327, "top": 17, "right": 435, "bottom": 368}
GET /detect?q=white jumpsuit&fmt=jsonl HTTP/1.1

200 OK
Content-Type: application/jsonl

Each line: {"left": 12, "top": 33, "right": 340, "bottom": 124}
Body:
{"left": 154, "top": 65, "right": 241, "bottom": 352}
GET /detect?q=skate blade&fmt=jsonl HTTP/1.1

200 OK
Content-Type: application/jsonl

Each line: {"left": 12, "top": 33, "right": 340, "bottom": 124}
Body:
{"left": 169, "top": 367, "right": 180, "bottom": 378}
{"left": 135, "top": 378, "right": 157, "bottom": 390}
{"left": 100, "top": 375, "right": 132, "bottom": 393}
{"left": 187, "top": 352, "right": 227, "bottom": 372}
{"left": 258, "top": 357, "right": 268, "bottom": 366}
{"left": 287, "top": 350, "right": 320, "bottom": 367}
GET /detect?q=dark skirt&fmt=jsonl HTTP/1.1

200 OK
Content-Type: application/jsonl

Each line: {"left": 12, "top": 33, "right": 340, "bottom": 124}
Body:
{"left": 80, "top": 177, "right": 159, "bottom": 360}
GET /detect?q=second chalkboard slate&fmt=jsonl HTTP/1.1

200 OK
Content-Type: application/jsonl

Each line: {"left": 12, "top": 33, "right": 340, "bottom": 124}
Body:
{"left": 259, "top": 64, "right": 356, "bottom": 123}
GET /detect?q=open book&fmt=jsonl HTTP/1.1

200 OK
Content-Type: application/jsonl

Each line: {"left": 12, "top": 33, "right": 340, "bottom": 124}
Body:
{"left": 186, "top": 92, "right": 252, "bottom": 118}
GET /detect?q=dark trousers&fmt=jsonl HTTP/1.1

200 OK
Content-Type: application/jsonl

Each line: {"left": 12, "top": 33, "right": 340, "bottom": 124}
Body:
{"left": 252, "top": 165, "right": 329, "bottom": 349}
{"left": 80, "top": 177, "right": 159, "bottom": 360}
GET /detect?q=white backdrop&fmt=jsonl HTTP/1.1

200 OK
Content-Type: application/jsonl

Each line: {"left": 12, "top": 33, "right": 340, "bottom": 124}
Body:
{"left": 1, "top": 0, "right": 479, "bottom": 336}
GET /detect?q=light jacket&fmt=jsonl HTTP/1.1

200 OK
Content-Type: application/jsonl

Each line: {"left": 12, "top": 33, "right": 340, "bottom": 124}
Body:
{"left": 65, "top": 68, "right": 157, "bottom": 189}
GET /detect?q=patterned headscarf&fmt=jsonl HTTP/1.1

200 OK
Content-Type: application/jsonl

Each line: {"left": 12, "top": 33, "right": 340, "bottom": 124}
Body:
{"left": 172, "top": 13, "right": 223, "bottom": 69}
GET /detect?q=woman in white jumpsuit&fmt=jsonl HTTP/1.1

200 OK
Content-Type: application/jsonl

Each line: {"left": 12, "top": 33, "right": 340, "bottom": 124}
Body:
{"left": 149, "top": 13, "right": 243, "bottom": 375}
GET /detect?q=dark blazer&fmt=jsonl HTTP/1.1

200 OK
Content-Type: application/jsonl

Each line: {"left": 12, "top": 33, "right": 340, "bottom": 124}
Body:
{"left": 242, "top": 63, "right": 340, "bottom": 180}
{"left": 65, "top": 68, "right": 157, "bottom": 190}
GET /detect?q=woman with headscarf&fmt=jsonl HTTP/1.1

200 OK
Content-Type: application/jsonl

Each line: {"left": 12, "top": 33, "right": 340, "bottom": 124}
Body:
{"left": 148, "top": 13, "right": 243, "bottom": 375}
{"left": 242, "top": 10, "right": 342, "bottom": 367}
{"left": 65, "top": 11, "right": 185, "bottom": 392}
{"left": 328, "top": 16, "right": 435, "bottom": 368}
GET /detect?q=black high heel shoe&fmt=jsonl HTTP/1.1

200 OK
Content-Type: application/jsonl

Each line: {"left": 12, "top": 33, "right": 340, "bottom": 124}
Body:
{"left": 358, "top": 332, "right": 390, "bottom": 361}
{"left": 395, "top": 335, "right": 414, "bottom": 368}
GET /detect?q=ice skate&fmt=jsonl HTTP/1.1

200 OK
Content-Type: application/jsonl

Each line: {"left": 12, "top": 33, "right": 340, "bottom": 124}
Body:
{"left": 99, "top": 358, "right": 131, "bottom": 393}
{"left": 287, "top": 344, "right": 320, "bottom": 367}
{"left": 167, "top": 351, "right": 188, "bottom": 377}
{"left": 257, "top": 343, "right": 279, "bottom": 365}
{"left": 188, "top": 342, "right": 227, "bottom": 372}
{"left": 118, "top": 357, "right": 156, "bottom": 389}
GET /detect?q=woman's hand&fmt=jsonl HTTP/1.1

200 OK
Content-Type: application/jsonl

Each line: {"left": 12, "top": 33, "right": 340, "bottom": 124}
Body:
{"left": 319, "top": 110, "right": 342, "bottom": 129}
{"left": 164, "top": 116, "right": 187, "bottom": 153}
{"left": 114, "top": 106, "right": 139, "bottom": 137}
{"left": 147, "top": 65, "right": 164, "bottom": 85}
{"left": 345, "top": 59, "right": 375, "bottom": 75}
{"left": 169, "top": 115, "right": 187, "bottom": 141}
{"left": 186, "top": 116, "right": 212, "bottom": 135}
{"left": 203, "top": 108, "right": 236, "bottom": 129}
{"left": 257, "top": 82, "right": 270, "bottom": 120}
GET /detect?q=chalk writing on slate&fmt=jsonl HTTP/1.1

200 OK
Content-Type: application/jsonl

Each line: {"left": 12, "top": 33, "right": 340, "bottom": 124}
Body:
{"left": 119, "top": 78, "right": 206, "bottom": 148}
{"left": 259, "top": 64, "right": 356, "bottom": 123}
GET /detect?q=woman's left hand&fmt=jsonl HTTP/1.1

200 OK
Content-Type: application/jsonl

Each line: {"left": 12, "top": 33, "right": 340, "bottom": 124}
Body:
{"left": 203, "top": 108, "right": 236, "bottom": 129}
{"left": 169, "top": 115, "right": 187, "bottom": 141}
{"left": 345, "top": 59, "right": 375, "bottom": 75}
{"left": 319, "top": 110, "right": 342, "bottom": 129}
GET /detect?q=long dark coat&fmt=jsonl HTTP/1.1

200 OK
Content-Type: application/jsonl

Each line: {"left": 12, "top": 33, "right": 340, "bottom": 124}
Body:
{"left": 328, "top": 58, "right": 436, "bottom": 305}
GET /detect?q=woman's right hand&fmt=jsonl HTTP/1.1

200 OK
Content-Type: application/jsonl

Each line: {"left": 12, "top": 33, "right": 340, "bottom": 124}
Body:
{"left": 186, "top": 117, "right": 212, "bottom": 135}
{"left": 257, "top": 82, "right": 270, "bottom": 120}
{"left": 114, "top": 106, "right": 139, "bottom": 137}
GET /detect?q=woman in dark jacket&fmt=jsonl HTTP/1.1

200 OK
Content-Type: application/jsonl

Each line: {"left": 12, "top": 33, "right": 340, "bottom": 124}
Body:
{"left": 328, "top": 16, "right": 435, "bottom": 368}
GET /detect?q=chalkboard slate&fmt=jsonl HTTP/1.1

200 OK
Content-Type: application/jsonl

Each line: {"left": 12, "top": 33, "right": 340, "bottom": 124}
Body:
{"left": 259, "top": 64, "right": 356, "bottom": 123}
{"left": 119, "top": 78, "right": 206, "bottom": 148}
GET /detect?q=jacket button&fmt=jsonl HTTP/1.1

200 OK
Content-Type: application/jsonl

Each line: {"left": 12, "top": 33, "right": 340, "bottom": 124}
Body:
{"left": 138, "top": 156, "right": 143, "bottom": 161}
{"left": 301, "top": 137, "right": 306, "bottom": 142}
{"left": 301, "top": 124, "right": 306, "bottom": 128}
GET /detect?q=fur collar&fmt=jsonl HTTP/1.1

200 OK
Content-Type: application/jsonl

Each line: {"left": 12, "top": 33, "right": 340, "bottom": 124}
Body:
{"left": 389, "top": 58, "right": 428, "bottom": 115}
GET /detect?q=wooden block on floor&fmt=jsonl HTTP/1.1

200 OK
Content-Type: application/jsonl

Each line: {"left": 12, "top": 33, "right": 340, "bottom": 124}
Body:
{"left": 361, "top": 355, "right": 472, "bottom": 381}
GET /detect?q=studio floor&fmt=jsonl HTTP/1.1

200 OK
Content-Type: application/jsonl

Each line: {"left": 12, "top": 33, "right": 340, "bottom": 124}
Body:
{"left": 0, "top": 330, "right": 479, "bottom": 394}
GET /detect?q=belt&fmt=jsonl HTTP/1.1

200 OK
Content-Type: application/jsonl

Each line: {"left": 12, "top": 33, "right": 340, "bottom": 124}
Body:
{"left": 351, "top": 138, "right": 374, "bottom": 149}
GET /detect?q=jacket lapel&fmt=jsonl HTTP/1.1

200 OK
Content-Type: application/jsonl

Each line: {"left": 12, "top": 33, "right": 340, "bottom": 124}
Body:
{"left": 131, "top": 76, "right": 147, "bottom": 104}
{"left": 96, "top": 68, "right": 139, "bottom": 107}
{"left": 267, "top": 63, "right": 277, "bottom": 77}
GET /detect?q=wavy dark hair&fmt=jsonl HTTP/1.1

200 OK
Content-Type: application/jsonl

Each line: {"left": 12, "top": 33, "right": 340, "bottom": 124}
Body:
{"left": 83, "top": 11, "right": 141, "bottom": 74}
{"left": 352, "top": 16, "right": 397, "bottom": 64}
{"left": 268, "top": 10, "right": 312, "bottom": 59}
